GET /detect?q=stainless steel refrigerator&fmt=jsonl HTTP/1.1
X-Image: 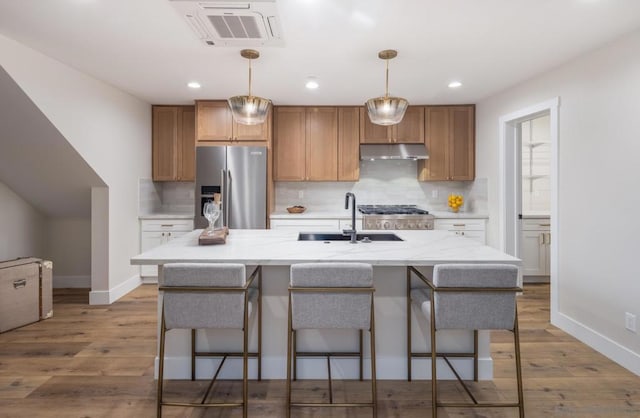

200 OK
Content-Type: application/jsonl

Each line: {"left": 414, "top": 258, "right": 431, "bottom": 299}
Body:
{"left": 195, "top": 146, "right": 267, "bottom": 229}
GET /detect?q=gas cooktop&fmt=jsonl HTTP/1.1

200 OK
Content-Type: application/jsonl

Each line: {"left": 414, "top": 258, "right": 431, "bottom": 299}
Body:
{"left": 357, "top": 205, "right": 430, "bottom": 215}
{"left": 358, "top": 205, "right": 434, "bottom": 230}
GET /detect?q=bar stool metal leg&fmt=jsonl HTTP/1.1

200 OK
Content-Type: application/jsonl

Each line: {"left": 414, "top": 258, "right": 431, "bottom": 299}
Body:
{"left": 370, "top": 297, "right": 378, "bottom": 417}
{"left": 285, "top": 292, "right": 293, "bottom": 418}
{"left": 157, "top": 311, "right": 166, "bottom": 418}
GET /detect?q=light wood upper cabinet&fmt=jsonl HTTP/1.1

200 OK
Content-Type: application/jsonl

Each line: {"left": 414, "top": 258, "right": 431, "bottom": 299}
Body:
{"left": 449, "top": 106, "right": 475, "bottom": 180}
{"left": 196, "top": 101, "right": 232, "bottom": 142}
{"left": 196, "top": 100, "right": 271, "bottom": 143}
{"left": 179, "top": 107, "right": 196, "bottom": 181}
{"left": 359, "top": 108, "right": 391, "bottom": 143}
{"left": 274, "top": 107, "right": 340, "bottom": 181}
{"left": 420, "top": 106, "right": 449, "bottom": 181}
{"left": 338, "top": 107, "right": 360, "bottom": 181}
{"left": 233, "top": 111, "right": 271, "bottom": 141}
{"left": 395, "top": 106, "right": 425, "bottom": 143}
{"left": 274, "top": 107, "right": 306, "bottom": 181}
{"left": 418, "top": 105, "right": 475, "bottom": 181}
{"left": 152, "top": 105, "right": 195, "bottom": 182}
{"left": 306, "top": 108, "right": 338, "bottom": 181}
{"left": 360, "top": 106, "right": 424, "bottom": 144}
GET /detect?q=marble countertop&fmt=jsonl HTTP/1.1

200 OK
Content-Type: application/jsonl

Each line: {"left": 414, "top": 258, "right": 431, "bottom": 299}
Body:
{"left": 131, "top": 228, "right": 518, "bottom": 266}
{"left": 270, "top": 210, "right": 488, "bottom": 220}
{"left": 429, "top": 211, "right": 489, "bottom": 219}
{"left": 270, "top": 210, "right": 363, "bottom": 220}
{"left": 139, "top": 213, "right": 194, "bottom": 220}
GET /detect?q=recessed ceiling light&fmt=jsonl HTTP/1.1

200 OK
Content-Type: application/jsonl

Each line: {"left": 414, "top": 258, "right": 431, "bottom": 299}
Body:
{"left": 448, "top": 81, "right": 462, "bottom": 88}
{"left": 187, "top": 81, "right": 201, "bottom": 89}
{"left": 305, "top": 78, "right": 319, "bottom": 90}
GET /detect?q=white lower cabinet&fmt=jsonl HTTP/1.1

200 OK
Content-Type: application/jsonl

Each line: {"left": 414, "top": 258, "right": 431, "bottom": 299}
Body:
{"left": 434, "top": 218, "right": 487, "bottom": 244}
{"left": 270, "top": 218, "right": 362, "bottom": 231}
{"left": 520, "top": 219, "right": 550, "bottom": 277}
{"left": 140, "top": 219, "right": 193, "bottom": 279}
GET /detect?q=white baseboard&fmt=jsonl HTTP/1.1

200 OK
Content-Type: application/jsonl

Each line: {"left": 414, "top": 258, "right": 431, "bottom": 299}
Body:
{"left": 555, "top": 312, "right": 640, "bottom": 377}
{"left": 89, "top": 274, "right": 142, "bottom": 305}
{"left": 141, "top": 276, "right": 158, "bottom": 285}
{"left": 53, "top": 275, "right": 91, "bottom": 288}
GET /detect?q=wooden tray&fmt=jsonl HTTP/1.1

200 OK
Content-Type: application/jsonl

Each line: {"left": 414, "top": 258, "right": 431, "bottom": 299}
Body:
{"left": 198, "top": 227, "right": 229, "bottom": 245}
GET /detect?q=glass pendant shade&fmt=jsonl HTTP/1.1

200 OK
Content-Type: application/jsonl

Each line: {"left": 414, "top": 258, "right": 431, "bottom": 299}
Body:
{"left": 228, "top": 49, "right": 271, "bottom": 126}
{"left": 366, "top": 49, "right": 409, "bottom": 126}
{"left": 365, "top": 96, "right": 409, "bottom": 126}
{"left": 228, "top": 95, "right": 271, "bottom": 125}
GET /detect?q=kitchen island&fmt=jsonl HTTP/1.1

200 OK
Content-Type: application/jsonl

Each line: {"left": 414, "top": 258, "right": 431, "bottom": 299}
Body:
{"left": 131, "top": 228, "right": 520, "bottom": 381}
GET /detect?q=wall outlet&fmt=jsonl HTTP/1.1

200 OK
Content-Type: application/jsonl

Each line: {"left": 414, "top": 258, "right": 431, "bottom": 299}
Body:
{"left": 298, "top": 190, "right": 304, "bottom": 199}
{"left": 431, "top": 189, "right": 439, "bottom": 198}
{"left": 625, "top": 312, "right": 637, "bottom": 333}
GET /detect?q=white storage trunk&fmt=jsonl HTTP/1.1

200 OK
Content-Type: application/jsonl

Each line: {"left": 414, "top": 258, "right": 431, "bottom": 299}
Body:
{"left": 0, "top": 257, "right": 53, "bottom": 333}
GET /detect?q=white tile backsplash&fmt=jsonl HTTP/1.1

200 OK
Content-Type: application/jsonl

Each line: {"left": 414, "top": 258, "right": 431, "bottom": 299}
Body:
{"left": 138, "top": 179, "right": 195, "bottom": 215}
{"left": 275, "top": 161, "right": 487, "bottom": 213}
{"left": 138, "top": 178, "right": 162, "bottom": 214}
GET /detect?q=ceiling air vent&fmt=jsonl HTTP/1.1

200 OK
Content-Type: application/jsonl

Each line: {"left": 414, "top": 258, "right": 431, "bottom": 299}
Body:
{"left": 170, "top": 0, "right": 284, "bottom": 47}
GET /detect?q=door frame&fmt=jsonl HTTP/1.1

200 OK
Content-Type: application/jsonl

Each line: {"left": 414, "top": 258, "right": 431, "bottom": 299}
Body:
{"left": 498, "top": 97, "right": 559, "bottom": 323}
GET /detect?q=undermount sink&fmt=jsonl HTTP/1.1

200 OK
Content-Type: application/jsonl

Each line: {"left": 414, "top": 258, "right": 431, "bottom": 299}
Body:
{"left": 297, "top": 232, "right": 403, "bottom": 242}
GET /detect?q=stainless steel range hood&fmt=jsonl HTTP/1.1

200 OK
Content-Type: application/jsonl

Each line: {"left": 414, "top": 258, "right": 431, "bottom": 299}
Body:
{"left": 360, "top": 144, "right": 429, "bottom": 160}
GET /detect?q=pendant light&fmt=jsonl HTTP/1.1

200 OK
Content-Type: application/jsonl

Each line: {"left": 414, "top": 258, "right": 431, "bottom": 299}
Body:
{"left": 365, "top": 49, "right": 409, "bottom": 126}
{"left": 228, "top": 49, "right": 271, "bottom": 125}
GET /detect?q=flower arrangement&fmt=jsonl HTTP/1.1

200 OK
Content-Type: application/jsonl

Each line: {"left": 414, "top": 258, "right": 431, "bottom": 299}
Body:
{"left": 448, "top": 194, "right": 464, "bottom": 213}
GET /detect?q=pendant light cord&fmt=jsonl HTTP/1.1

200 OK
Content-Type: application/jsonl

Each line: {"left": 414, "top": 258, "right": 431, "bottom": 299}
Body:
{"left": 385, "top": 58, "right": 389, "bottom": 98}
{"left": 248, "top": 58, "right": 253, "bottom": 99}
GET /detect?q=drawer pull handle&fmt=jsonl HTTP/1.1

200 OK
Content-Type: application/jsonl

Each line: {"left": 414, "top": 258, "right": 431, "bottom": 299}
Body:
{"left": 13, "top": 279, "right": 27, "bottom": 289}
{"left": 452, "top": 223, "right": 466, "bottom": 227}
{"left": 539, "top": 223, "right": 550, "bottom": 227}
{"left": 160, "top": 224, "right": 174, "bottom": 227}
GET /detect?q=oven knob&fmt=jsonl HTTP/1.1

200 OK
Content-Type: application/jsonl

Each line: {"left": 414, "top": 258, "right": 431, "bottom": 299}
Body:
{"left": 416, "top": 222, "right": 423, "bottom": 229}
{"left": 383, "top": 221, "right": 391, "bottom": 229}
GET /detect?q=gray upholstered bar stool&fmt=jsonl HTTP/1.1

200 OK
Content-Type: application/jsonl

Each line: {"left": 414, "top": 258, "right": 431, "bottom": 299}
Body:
{"left": 407, "top": 264, "right": 523, "bottom": 418}
{"left": 286, "top": 262, "right": 377, "bottom": 418}
{"left": 157, "top": 263, "right": 262, "bottom": 418}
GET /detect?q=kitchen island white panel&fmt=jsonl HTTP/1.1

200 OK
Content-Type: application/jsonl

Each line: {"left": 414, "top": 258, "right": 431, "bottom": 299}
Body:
{"left": 131, "top": 229, "right": 520, "bottom": 381}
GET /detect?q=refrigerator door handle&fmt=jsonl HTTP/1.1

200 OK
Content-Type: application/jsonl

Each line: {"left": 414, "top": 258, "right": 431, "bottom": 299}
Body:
{"left": 226, "top": 171, "right": 232, "bottom": 227}
{"left": 220, "top": 169, "right": 227, "bottom": 227}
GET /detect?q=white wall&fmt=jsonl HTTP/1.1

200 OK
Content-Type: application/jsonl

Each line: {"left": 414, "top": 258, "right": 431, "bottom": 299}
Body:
{"left": 45, "top": 218, "right": 92, "bottom": 288}
{"left": 477, "top": 29, "right": 640, "bottom": 373}
{"left": 0, "top": 181, "right": 46, "bottom": 261}
{"left": 0, "top": 34, "right": 151, "bottom": 303}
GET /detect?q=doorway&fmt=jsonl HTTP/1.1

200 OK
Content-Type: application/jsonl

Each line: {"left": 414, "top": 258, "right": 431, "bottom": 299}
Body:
{"left": 498, "top": 97, "right": 559, "bottom": 323}
{"left": 519, "top": 114, "right": 551, "bottom": 283}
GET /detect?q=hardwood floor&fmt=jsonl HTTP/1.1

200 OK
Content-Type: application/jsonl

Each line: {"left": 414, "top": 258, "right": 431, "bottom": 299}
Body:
{"left": 1, "top": 284, "right": 639, "bottom": 417}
